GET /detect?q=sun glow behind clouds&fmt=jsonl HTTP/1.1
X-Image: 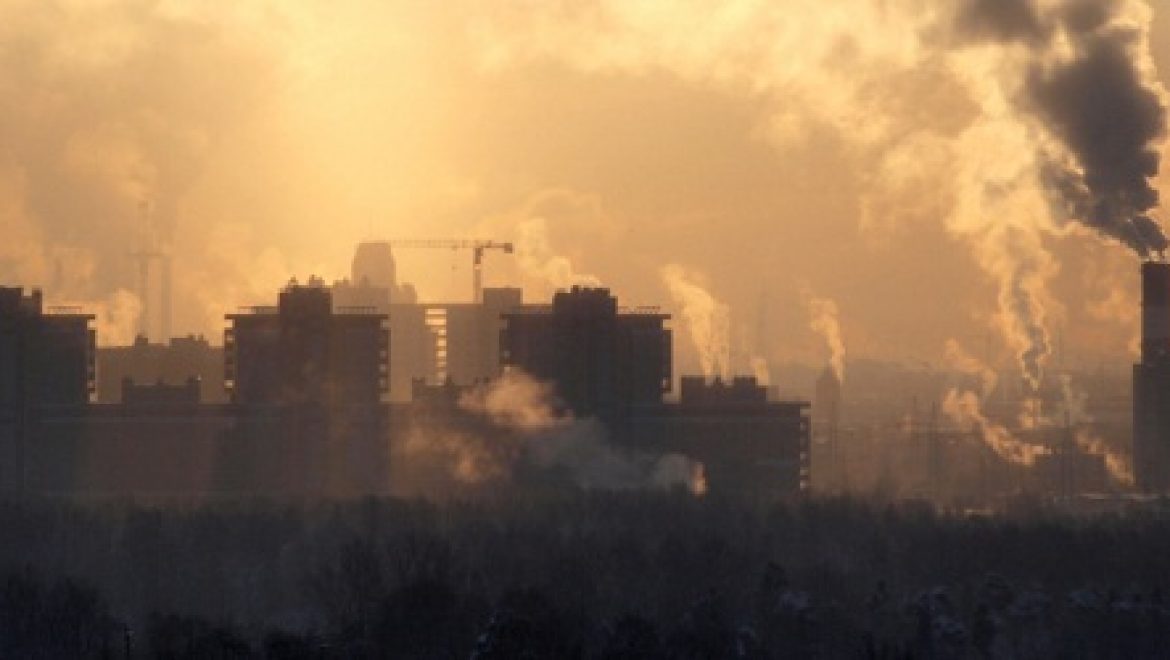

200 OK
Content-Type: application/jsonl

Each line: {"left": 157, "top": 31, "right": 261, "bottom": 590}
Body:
{"left": 1, "top": 0, "right": 1168, "bottom": 374}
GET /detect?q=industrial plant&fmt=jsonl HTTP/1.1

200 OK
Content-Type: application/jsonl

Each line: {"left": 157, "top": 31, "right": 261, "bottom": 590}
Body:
{"left": 3, "top": 239, "right": 1170, "bottom": 505}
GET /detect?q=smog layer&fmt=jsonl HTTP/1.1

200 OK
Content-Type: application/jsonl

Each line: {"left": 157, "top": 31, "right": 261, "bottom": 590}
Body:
{"left": 0, "top": 0, "right": 1167, "bottom": 380}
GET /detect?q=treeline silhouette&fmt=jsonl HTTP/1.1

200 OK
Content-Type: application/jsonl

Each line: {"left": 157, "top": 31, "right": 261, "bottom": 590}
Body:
{"left": 2, "top": 493, "right": 1170, "bottom": 658}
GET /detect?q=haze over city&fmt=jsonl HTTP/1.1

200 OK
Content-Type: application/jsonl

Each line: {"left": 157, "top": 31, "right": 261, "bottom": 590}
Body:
{"left": 5, "top": 1, "right": 1170, "bottom": 657}
{"left": 1, "top": 0, "right": 1168, "bottom": 374}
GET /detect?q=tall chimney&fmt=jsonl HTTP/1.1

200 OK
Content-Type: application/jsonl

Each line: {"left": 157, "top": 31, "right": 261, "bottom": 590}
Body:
{"left": 1141, "top": 261, "right": 1170, "bottom": 364}
{"left": 137, "top": 255, "right": 151, "bottom": 341}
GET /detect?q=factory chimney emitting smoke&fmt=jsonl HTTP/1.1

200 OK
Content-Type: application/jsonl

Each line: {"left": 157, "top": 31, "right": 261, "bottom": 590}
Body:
{"left": 1140, "top": 261, "right": 1170, "bottom": 364}
{"left": 1134, "top": 260, "right": 1170, "bottom": 491}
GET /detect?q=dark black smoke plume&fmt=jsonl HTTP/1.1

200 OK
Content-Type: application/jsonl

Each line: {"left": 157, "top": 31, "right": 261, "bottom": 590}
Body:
{"left": 958, "top": 0, "right": 1168, "bottom": 258}
{"left": 955, "top": 0, "right": 1047, "bottom": 44}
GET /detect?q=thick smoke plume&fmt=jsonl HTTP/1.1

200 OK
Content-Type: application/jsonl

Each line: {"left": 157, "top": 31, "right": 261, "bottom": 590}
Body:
{"left": 942, "top": 340, "right": 1049, "bottom": 466}
{"left": 1017, "top": 3, "right": 1168, "bottom": 258}
{"left": 805, "top": 293, "right": 846, "bottom": 384}
{"left": 950, "top": 1, "right": 1169, "bottom": 256}
{"left": 406, "top": 370, "right": 707, "bottom": 495}
{"left": 660, "top": 264, "right": 731, "bottom": 380}
{"left": 474, "top": 0, "right": 1169, "bottom": 391}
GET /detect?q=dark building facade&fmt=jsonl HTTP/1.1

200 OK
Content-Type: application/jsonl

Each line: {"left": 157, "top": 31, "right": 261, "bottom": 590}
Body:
{"left": 333, "top": 242, "right": 430, "bottom": 402}
{"left": 225, "top": 280, "right": 389, "bottom": 406}
{"left": 0, "top": 287, "right": 96, "bottom": 492}
{"left": 0, "top": 287, "right": 95, "bottom": 408}
{"left": 501, "top": 287, "right": 671, "bottom": 419}
{"left": 498, "top": 288, "right": 807, "bottom": 494}
{"left": 97, "top": 334, "right": 225, "bottom": 403}
{"left": 1135, "top": 262, "right": 1170, "bottom": 491}
{"left": 625, "top": 377, "right": 811, "bottom": 494}
{"left": 219, "top": 280, "right": 391, "bottom": 496}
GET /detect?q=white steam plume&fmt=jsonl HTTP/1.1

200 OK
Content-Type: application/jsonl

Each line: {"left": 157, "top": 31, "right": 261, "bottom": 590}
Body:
{"left": 944, "top": 338, "right": 998, "bottom": 398}
{"left": 942, "top": 339, "right": 1048, "bottom": 466}
{"left": 1003, "top": 371, "right": 1134, "bottom": 485}
{"left": 402, "top": 425, "right": 517, "bottom": 486}
{"left": 91, "top": 289, "right": 144, "bottom": 347}
{"left": 0, "top": 3, "right": 284, "bottom": 338}
{"left": 48, "top": 288, "right": 143, "bottom": 347}
{"left": 451, "top": 370, "right": 708, "bottom": 495}
{"left": 471, "top": 0, "right": 1170, "bottom": 401}
{"left": 515, "top": 217, "right": 602, "bottom": 294}
{"left": 1055, "top": 375, "right": 1134, "bottom": 485}
{"left": 804, "top": 293, "right": 846, "bottom": 384}
{"left": 749, "top": 356, "right": 771, "bottom": 387}
{"left": 660, "top": 264, "right": 731, "bottom": 380}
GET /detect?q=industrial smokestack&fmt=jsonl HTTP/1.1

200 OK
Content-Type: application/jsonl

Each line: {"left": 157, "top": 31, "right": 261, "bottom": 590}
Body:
{"left": 1141, "top": 261, "right": 1170, "bottom": 364}
{"left": 1135, "top": 260, "right": 1170, "bottom": 491}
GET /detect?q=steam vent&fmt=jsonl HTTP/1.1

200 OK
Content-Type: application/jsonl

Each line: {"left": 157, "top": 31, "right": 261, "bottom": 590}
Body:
{"left": 1134, "top": 261, "right": 1170, "bottom": 490}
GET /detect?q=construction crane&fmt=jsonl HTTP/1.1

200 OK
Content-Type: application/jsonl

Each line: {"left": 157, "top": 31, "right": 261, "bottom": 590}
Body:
{"left": 387, "top": 239, "right": 514, "bottom": 303}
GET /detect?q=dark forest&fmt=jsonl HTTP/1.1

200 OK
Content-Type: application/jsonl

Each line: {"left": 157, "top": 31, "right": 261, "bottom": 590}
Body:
{"left": 3, "top": 492, "right": 1170, "bottom": 658}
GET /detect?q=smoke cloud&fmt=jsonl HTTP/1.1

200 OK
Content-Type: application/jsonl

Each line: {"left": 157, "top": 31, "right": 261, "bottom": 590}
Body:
{"left": 406, "top": 370, "right": 709, "bottom": 495}
{"left": 402, "top": 425, "right": 516, "bottom": 486}
{"left": 514, "top": 217, "right": 602, "bottom": 297}
{"left": 944, "top": 338, "right": 997, "bottom": 398}
{"left": 749, "top": 356, "right": 771, "bottom": 387}
{"left": 940, "top": 0, "right": 1169, "bottom": 257}
{"left": 3, "top": 2, "right": 1167, "bottom": 374}
{"left": 0, "top": 2, "right": 284, "bottom": 337}
{"left": 660, "top": 264, "right": 731, "bottom": 380}
{"left": 805, "top": 293, "right": 846, "bottom": 384}
{"left": 943, "top": 390, "right": 1050, "bottom": 467}
{"left": 472, "top": 0, "right": 1168, "bottom": 390}
{"left": 91, "top": 289, "right": 143, "bottom": 347}
{"left": 458, "top": 369, "right": 566, "bottom": 432}
{"left": 1054, "top": 375, "right": 1134, "bottom": 485}
{"left": 942, "top": 340, "right": 1049, "bottom": 466}
{"left": 1021, "top": 5, "right": 1168, "bottom": 257}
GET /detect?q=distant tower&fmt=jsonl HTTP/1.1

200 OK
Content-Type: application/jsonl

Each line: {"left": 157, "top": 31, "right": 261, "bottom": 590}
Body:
{"left": 1134, "top": 261, "right": 1170, "bottom": 491}
{"left": 352, "top": 241, "right": 398, "bottom": 289}
{"left": 350, "top": 241, "right": 416, "bottom": 304}
{"left": 128, "top": 201, "right": 172, "bottom": 343}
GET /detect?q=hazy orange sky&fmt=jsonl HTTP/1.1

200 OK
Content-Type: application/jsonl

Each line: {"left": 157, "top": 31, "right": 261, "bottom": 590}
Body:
{"left": 2, "top": 0, "right": 1169, "bottom": 383}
